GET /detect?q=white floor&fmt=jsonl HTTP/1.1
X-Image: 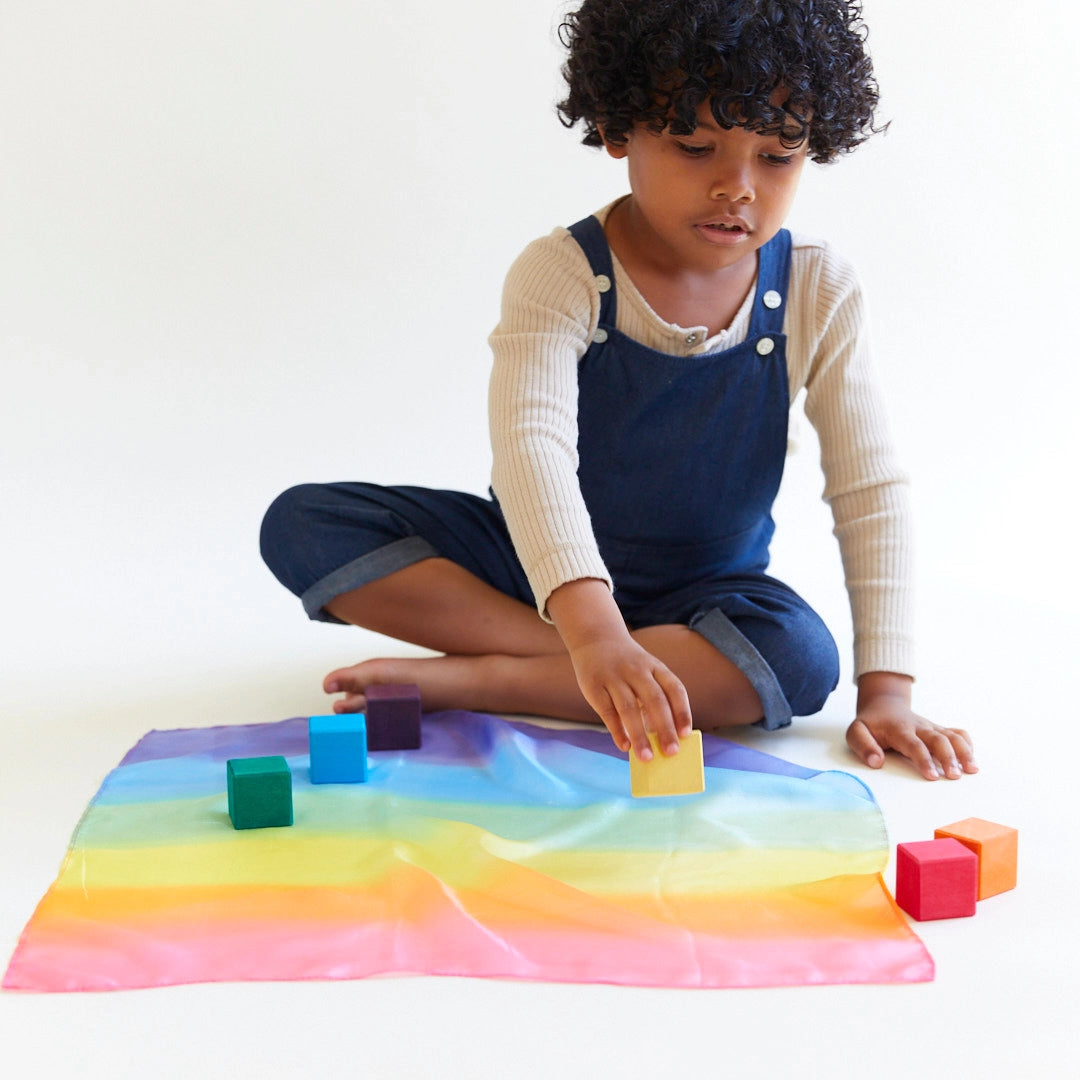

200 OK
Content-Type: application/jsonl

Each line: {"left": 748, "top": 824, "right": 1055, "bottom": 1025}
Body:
{"left": 2, "top": 586, "right": 1077, "bottom": 1080}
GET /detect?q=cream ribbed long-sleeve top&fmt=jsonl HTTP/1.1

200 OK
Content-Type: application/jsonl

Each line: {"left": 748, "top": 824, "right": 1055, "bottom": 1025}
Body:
{"left": 488, "top": 202, "right": 913, "bottom": 680}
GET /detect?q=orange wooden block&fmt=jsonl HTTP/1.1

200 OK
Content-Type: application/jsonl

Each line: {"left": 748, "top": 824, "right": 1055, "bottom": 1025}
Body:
{"left": 629, "top": 731, "right": 705, "bottom": 798}
{"left": 934, "top": 817, "right": 1018, "bottom": 899}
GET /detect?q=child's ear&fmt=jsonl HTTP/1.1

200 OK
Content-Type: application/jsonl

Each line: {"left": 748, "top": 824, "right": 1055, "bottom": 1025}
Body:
{"left": 598, "top": 126, "right": 630, "bottom": 160}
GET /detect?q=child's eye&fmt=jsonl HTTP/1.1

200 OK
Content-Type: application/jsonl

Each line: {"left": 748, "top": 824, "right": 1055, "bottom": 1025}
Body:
{"left": 674, "top": 142, "right": 712, "bottom": 157}
{"left": 762, "top": 153, "right": 797, "bottom": 167}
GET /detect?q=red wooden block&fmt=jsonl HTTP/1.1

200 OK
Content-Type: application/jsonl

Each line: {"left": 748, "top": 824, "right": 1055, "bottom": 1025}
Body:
{"left": 895, "top": 838, "right": 978, "bottom": 921}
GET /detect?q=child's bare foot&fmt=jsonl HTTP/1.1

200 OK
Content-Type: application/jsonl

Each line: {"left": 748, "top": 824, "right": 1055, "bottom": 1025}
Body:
{"left": 324, "top": 655, "right": 496, "bottom": 714}
{"left": 323, "top": 652, "right": 598, "bottom": 722}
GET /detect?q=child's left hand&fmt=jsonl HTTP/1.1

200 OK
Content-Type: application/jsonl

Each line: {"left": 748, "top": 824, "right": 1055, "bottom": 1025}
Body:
{"left": 846, "top": 671, "right": 977, "bottom": 781}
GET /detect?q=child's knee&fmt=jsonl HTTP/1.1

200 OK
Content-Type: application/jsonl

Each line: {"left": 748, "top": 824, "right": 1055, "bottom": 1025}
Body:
{"left": 259, "top": 484, "right": 325, "bottom": 588}
{"left": 771, "top": 609, "right": 840, "bottom": 716}
{"left": 689, "top": 596, "right": 839, "bottom": 724}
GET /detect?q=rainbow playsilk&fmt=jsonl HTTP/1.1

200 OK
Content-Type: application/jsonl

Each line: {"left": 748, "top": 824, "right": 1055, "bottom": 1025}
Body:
{"left": 3, "top": 712, "right": 932, "bottom": 992}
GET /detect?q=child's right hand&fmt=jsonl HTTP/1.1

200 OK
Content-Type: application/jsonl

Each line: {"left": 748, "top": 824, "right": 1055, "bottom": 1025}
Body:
{"left": 546, "top": 578, "right": 693, "bottom": 760}
{"left": 568, "top": 636, "right": 693, "bottom": 760}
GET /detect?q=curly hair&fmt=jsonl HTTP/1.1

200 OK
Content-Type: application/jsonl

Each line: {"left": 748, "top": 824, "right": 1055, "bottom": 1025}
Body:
{"left": 557, "top": 0, "right": 883, "bottom": 163}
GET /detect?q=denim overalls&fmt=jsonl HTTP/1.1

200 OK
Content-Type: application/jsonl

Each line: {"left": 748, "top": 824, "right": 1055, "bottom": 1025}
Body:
{"left": 261, "top": 216, "right": 839, "bottom": 729}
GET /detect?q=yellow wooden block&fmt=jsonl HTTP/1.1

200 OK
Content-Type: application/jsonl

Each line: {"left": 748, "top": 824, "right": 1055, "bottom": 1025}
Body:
{"left": 629, "top": 730, "right": 705, "bottom": 798}
{"left": 934, "top": 817, "right": 1018, "bottom": 899}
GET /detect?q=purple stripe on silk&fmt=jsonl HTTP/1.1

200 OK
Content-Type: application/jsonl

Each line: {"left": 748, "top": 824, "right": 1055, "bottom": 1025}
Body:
{"left": 120, "top": 711, "right": 818, "bottom": 779}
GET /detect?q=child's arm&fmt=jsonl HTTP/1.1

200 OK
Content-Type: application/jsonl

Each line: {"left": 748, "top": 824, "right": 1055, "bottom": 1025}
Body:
{"left": 546, "top": 578, "right": 692, "bottom": 761}
{"left": 791, "top": 239, "right": 978, "bottom": 779}
{"left": 847, "top": 671, "right": 977, "bottom": 780}
{"left": 489, "top": 229, "right": 693, "bottom": 759}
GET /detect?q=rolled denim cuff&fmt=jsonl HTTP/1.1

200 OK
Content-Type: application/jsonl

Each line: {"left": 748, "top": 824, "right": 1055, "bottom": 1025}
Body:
{"left": 301, "top": 536, "right": 439, "bottom": 623}
{"left": 689, "top": 607, "right": 793, "bottom": 731}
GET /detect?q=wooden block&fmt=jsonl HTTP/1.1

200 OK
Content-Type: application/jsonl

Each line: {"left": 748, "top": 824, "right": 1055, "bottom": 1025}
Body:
{"left": 365, "top": 683, "right": 422, "bottom": 751}
{"left": 895, "top": 838, "right": 978, "bottom": 920}
{"left": 934, "top": 817, "right": 1018, "bottom": 899}
{"left": 308, "top": 714, "right": 368, "bottom": 784}
{"left": 629, "top": 730, "right": 705, "bottom": 798}
{"left": 226, "top": 756, "right": 293, "bottom": 830}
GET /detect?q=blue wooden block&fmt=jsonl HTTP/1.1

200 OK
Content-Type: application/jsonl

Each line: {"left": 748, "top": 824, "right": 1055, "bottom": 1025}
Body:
{"left": 227, "top": 756, "right": 293, "bottom": 829}
{"left": 308, "top": 714, "right": 368, "bottom": 783}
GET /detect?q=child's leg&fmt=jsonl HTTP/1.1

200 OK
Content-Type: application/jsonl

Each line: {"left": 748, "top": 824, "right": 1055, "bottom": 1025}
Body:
{"left": 325, "top": 622, "right": 763, "bottom": 728}
{"left": 260, "top": 481, "right": 546, "bottom": 638}
{"left": 263, "top": 482, "right": 767, "bottom": 729}
{"left": 324, "top": 557, "right": 565, "bottom": 657}
{"left": 684, "top": 579, "right": 841, "bottom": 732}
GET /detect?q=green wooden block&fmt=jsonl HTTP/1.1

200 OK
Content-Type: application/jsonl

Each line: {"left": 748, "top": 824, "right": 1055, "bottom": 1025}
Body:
{"left": 227, "top": 756, "right": 294, "bottom": 829}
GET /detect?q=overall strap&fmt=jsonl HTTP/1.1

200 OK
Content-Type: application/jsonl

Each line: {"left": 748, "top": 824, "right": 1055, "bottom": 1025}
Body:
{"left": 567, "top": 215, "right": 618, "bottom": 327}
{"left": 748, "top": 228, "right": 793, "bottom": 337}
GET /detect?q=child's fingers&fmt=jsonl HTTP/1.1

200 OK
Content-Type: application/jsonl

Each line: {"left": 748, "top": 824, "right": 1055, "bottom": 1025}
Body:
{"left": 850, "top": 714, "right": 978, "bottom": 781}
{"left": 921, "top": 726, "right": 977, "bottom": 779}
{"left": 944, "top": 727, "right": 978, "bottom": 773}
{"left": 589, "top": 686, "right": 639, "bottom": 758}
{"left": 919, "top": 728, "right": 966, "bottom": 779}
{"left": 655, "top": 666, "right": 693, "bottom": 738}
{"left": 846, "top": 719, "right": 885, "bottom": 769}
{"left": 891, "top": 729, "right": 943, "bottom": 780}
{"left": 576, "top": 665, "right": 658, "bottom": 760}
{"left": 634, "top": 677, "right": 682, "bottom": 757}
{"left": 569, "top": 643, "right": 687, "bottom": 760}
{"left": 616, "top": 692, "right": 658, "bottom": 763}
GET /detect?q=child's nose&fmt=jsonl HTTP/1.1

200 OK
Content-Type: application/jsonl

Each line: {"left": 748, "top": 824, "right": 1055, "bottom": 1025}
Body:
{"left": 709, "top": 164, "right": 754, "bottom": 204}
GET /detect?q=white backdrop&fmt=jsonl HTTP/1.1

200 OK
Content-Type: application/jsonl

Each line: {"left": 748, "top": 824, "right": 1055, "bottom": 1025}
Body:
{"left": 2, "top": 3, "right": 1078, "bottom": 1076}
{"left": 4, "top": 0, "right": 1077, "bottom": 711}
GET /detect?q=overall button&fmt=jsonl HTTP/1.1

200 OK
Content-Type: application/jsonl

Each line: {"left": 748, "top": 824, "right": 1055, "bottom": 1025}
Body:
{"left": 685, "top": 332, "right": 699, "bottom": 345}
{"left": 592, "top": 328, "right": 609, "bottom": 343}
{"left": 762, "top": 289, "right": 782, "bottom": 309}
{"left": 595, "top": 274, "right": 612, "bottom": 293}
{"left": 756, "top": 337, "right": 775, "bottom": 356}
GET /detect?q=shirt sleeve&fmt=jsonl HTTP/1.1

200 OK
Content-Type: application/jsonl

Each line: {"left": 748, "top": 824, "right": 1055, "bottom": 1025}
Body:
{"left": 487, "top": 229, "right": 613, "bottom": 619}
{"left": 794, "top": 243, "right": 916, "bottom": 680}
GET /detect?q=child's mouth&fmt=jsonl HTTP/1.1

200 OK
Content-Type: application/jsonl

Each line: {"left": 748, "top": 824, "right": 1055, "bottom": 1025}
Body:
{"left": 697, "top": 220, "right": 749, "bottom": 243}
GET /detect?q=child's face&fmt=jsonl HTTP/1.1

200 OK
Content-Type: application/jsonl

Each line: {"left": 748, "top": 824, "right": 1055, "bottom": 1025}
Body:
{"left": 604, "top": 99, "right": 807, "bottom": 274}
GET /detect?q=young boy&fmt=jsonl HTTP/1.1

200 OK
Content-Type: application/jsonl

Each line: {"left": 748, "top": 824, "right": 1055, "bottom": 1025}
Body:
{"left": 260, "top": 0, "right": 976, "bottom": 781}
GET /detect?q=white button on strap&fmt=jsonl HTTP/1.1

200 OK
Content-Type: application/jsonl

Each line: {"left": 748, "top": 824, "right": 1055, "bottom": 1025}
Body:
{"left": 763, "top": 289, "right": 782, "bottom": 310}
{"left": 756, "top": 337, "right": 775, "bottom": 355}
{"left": 593, "top": 328, "right": 609, "bottom": 343}
{"left": 595, "top": 274, "right": 612, "bottom": 293}
{"left": 685, "top": 332, "right": 698, "bottom": 345}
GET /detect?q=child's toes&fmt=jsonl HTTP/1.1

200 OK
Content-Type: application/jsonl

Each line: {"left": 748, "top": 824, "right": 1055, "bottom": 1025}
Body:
{"left": 323, "top": 664, "right": 362, "bottom": 694}
{"left": 332, "top": 692, "right": 367, "bottom": 714}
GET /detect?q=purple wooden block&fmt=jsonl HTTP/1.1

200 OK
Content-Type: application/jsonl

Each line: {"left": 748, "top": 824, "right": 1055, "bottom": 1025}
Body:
{"left": 365, "top": 683, "right": 422, "bottom": 750}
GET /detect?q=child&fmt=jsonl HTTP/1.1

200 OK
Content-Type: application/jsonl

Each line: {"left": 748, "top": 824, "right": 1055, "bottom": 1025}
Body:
{"left": 260, "top": 0, "right": 976, "bottom": 781}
